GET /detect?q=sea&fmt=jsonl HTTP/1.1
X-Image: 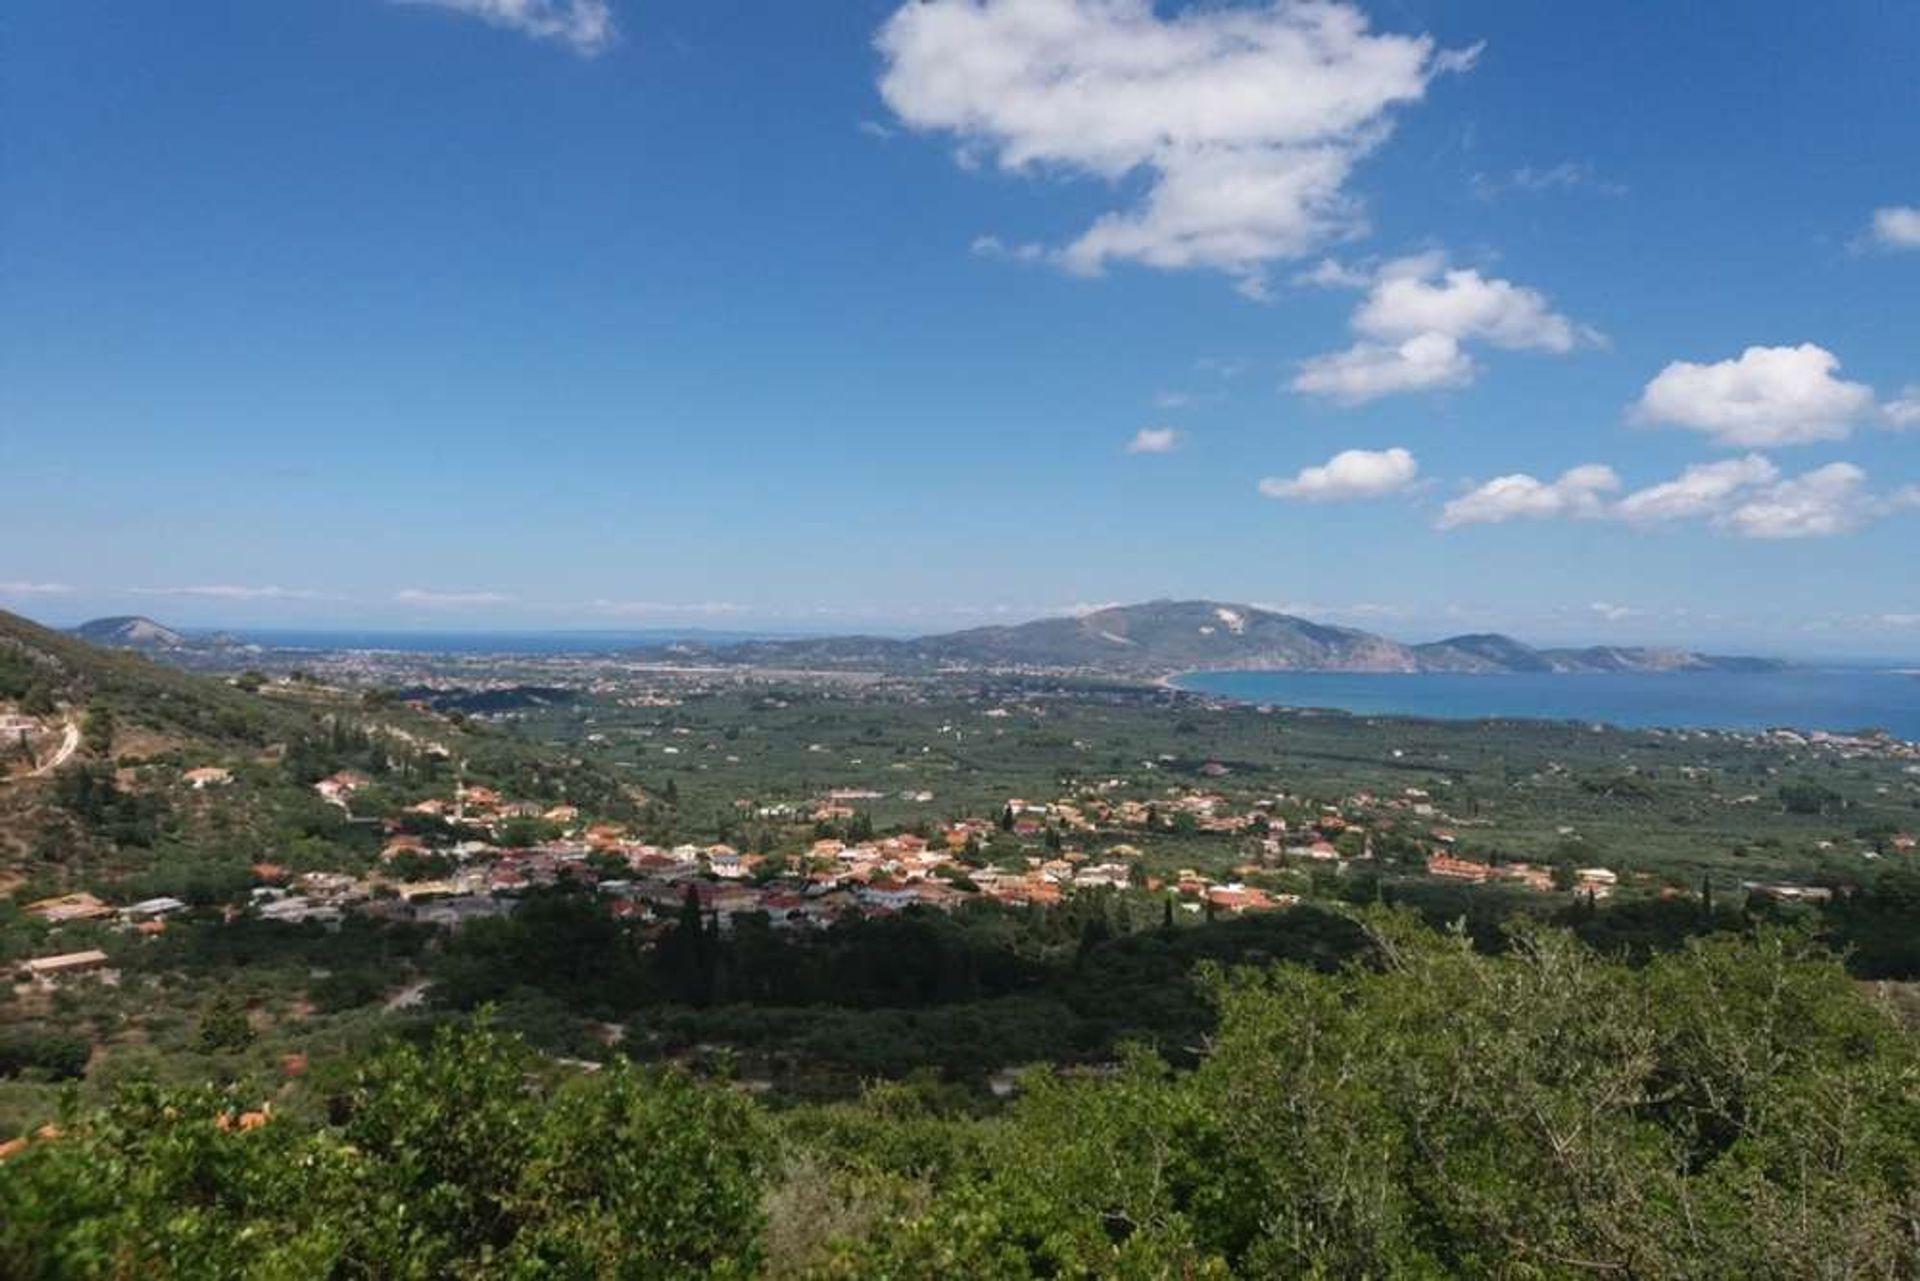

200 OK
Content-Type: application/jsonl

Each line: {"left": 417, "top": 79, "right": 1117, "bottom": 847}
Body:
{"left": 1171, "top": 668, "right": 1920, "bottom": 741}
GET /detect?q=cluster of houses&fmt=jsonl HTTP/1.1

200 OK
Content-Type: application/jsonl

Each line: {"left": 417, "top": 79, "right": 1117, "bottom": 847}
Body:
{"left": 14, "top": 891, "right": 193, "bottom": 989}
{"left": 25, "top": 890, "right": 189, "bottom": 930}
{"left": 1425, "top": 852, "right": 1620, "bottom": 898}
{"left": 26, "top": 756, "right": 1791, "bottom": 979}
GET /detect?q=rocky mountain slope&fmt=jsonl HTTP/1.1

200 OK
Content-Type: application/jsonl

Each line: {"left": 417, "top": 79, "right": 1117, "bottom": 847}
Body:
{"left": 70, "top": 616, "right": 192, "bottom": 649}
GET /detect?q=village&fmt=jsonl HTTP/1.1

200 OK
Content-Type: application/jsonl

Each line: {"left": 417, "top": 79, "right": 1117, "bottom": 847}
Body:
{"left": 13, "top": 753, "right": 1715, "bottom": 992}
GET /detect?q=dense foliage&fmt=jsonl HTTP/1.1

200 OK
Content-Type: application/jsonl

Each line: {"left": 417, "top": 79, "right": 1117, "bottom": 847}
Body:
{"left": 3, "top": 920, "right": 1916, "bottom": 1278}
{"left": 0, "top": 1020, "right": 770, "bottom": 1278}
{"left": 813, "top": 922, "right": 1920, "bottom": 1278}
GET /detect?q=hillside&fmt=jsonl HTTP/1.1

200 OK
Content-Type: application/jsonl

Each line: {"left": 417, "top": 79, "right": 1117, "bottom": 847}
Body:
{"left": 637, "top": 600, "right": 1784, "bottom": 678}
{"left": 3, "top": 610, "right": 297, "bottom": 749}
{"left": 1410, "top": 633, "right": 1557, "bottom": 673}
{"left": 0, "top": 609, "right": 634, "bottom": 887}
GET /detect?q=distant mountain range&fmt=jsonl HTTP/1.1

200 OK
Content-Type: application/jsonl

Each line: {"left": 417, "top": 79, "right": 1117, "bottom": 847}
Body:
{"left": 66, "top": 603, "right": 1786, "bottom": 679}
{"left": 635, "top": 600, "right": 1787, "bottom": 678}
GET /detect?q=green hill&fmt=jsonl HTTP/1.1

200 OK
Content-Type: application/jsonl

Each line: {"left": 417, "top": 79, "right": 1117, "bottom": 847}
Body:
{"left": 1, "top": 609, "right": 294, "bottom": 747}
{"left": 0, "top": 609, "right": 632, "bottom": 892}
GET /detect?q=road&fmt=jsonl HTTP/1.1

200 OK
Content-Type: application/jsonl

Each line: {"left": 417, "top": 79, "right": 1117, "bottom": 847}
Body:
{"left": 3, "top": 717, "right": 80, "bottom": 784}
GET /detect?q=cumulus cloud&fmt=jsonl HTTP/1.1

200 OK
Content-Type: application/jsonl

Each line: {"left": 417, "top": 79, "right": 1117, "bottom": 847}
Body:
{"left": 1884, "top": 387, "right": 1920, "bottom": 429}
{"left": 876, "top": 0, "right": 1476, "bottom": 294}
{"left": 1125, "top": 427, "right": 1182, "bottom": 454}
{"left": 1870, "top": 205, "right": 1920, "bottom": 250}
{"left": 1633, "top": 344, "right": 1876, "bottom": 447}
{"left": 1613, "top": 454, "right": 1780, "bottom": 525}
{"left": 0, "top": 581, "right": 73, "bottom": 595}
{"left": 1259, "top": 446, "right": 1418, "bottom": 501}
{"left": 1354, "top": 259, "right": 1588, "bottom": 352}
{"left": 131, "top": 585, "right": 328, "bottom": 601}
{"left": 391, "top": 0, "right": 615, "bottom": 55}
{"left": 1442, "top": 455, "right": 1914, "bottom": 540}
{"left": 1437, "top": 464, "right": 1620, "bottom": 528}
{"left": 1291, "top": 256, "right": 1374, "bottom": 289}
{"left": 1293, "top": 332, "right": 1474, "bottom": 401}
{"left": 1293, "top": 254, "right": 1591, "bottom": 402}
{"left": 394, "top": 588, "right": 512, "bottom": 607}
{"left": 1718, "top": 462, "right": 1871, "bottom": 540}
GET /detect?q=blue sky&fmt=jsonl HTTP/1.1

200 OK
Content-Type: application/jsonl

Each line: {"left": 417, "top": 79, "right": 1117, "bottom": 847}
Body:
{"left": 3, "top": 0, "right": 1916, "bottom": 656}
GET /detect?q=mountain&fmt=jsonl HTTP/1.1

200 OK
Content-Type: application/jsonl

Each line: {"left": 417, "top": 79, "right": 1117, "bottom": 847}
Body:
{"left": 927, "top": 601, "right": 1419, "bottom": 673}
{"left": 1412, "top": 633, "right": 1557, "bottom": 673}
{"left": 72, "top": 616, "right": 190, "bottom": 649}
{"left": 1532, "top": 645, "right": 1784, "bottom": 674}
{"left": 633, "top": 600, "right": 1784, "bottom": 679}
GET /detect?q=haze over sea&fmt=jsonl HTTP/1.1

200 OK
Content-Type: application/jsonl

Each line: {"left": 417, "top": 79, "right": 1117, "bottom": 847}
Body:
{"left": 1173, "top": 669, "right": 1920, "bottom": 741}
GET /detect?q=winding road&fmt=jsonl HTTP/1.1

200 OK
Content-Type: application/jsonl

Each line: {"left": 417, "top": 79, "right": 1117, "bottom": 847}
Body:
{"left": 3, "top": 717, "right": 80, "bottom": 784}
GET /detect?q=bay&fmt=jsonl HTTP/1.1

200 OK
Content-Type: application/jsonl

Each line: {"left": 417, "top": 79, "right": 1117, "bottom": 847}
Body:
{"left": 1171, "top": 668, "right": 1920, "bottom": 740}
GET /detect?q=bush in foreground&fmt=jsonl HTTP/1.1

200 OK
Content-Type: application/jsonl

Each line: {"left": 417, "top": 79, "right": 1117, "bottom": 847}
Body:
{"left": 4, "top": 918, "right": 1917, "bottom": 1278}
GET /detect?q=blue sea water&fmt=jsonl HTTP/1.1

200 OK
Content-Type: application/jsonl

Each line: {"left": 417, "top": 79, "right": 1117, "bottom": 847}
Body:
{"left": 1171, "top": 669, "right": 1920, "bottom": 740}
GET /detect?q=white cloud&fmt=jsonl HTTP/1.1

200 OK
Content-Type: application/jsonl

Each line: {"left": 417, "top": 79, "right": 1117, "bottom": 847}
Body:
{"left": 1293, "top": 254, "right": 1591, "bottom": 402}
{"left": 391, "top": 0, "right": 615, "bottom": 55}
{"left": 1293, "top": 332, "right": 1473, "bottom": 402}
{"left": 1719, "top": 462, "right": 1871, "bottom": 540}
{"left": 1884, "top": 387, "right": 1920, "bottom": 429}
{"left": 969, "top": 234, "right": 1048, "bottom": 263}
{"left": 1125, "top": 426, "right": 1182, "bottom": 454}
{"left": 875, "top": 0, "right": 1476, "bottom": 293}
{"left": 1588, "top": 601, "right": 1639, "bottom": 622}
{"left": 1291, "top": 257, "right": 1373, "bottom": 289}
{"left": 1259, "top": 446, "right": 1418, "bottom": 501}
{"left": 1870, "top": 205, "right": 1920, "bottom": 250}
{"left": 1440, "top": 454, "right": 1914, "bottom": 540}
{"left": 1354, "top": 261, "right": 1587, "bottom": 352}
{"left": 131, "top": 585, "right": 328, "bottom": 601}
{"left": 0, "top": 581, "right": 73, "bottom": 595}
{"left": 1613, "top": 454, "right": 1779, "bottom": 524}
{"left": 1437, "top": 464, "right": 1620, "bottom": 528}
{"left": 394, "top": 588, "right": 512, "bottom": 607}
{"left": 1633, "top": 344, "right": 1876, "bottom": 447}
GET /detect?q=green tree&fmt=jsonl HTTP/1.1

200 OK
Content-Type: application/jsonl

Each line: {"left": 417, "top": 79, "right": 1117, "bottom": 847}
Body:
{"left": 80, "top": 708, "right": 114, "bottom": 757}
{"left": 0, "top": 1019, "right": 772, "bottom": 1278}
{"left": 197, "top": 991, "right": 253, "bottom": 1053}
